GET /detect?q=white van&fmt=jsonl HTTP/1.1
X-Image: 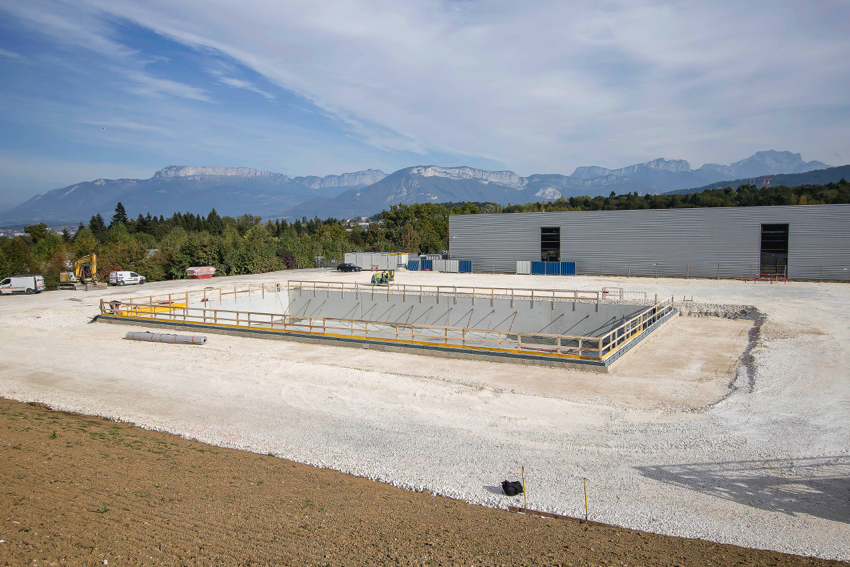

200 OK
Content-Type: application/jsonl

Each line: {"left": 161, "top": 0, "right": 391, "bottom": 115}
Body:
{"left": 0, "top": 275, "right": 47, "bottom": 295}
{"left": 109, "top": 271, "right": 146, "bottom": 286}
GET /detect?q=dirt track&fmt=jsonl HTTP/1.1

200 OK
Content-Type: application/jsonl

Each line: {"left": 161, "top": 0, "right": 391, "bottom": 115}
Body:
{"left": 1, "top": 398, "right": 842, "bottom": 567}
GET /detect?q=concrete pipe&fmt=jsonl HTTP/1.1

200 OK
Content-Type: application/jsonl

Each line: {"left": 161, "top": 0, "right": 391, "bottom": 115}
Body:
{"left": 124, "top": 331, "right": 207, "bottom": 345}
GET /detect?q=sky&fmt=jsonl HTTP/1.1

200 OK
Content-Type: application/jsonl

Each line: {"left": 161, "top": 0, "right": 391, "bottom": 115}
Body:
{"left": 0, "top": 0, "right": 848, "bottom": 209}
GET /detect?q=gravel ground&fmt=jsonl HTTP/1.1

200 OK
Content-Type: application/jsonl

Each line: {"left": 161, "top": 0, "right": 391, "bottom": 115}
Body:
{"left": 1, "top": 269, "right": 848, "bottom": 560}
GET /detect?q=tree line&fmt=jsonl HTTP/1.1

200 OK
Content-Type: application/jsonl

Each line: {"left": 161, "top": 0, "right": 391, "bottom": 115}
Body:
{"left": 1, "top": 179, "right": 847, "bottom": 287}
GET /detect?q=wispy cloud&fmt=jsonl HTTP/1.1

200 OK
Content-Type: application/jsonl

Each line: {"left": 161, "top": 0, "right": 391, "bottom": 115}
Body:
{"left": 204, "top": 66, "right": 274, "bottom": 99}
{"left": 0, "top": 0, "right": 134, "bottom": 59}
{"left": 76, "top": 119, "right": 172, "bottom": 134}
{"left": 0, "top": 0, "right": 848, "bottom": 180}
{"left": 121, "top": 69, "right": 212, "bottom": 102}
{"left": 0, "top": 47, "right": 22, "bottom": 59}
{"left": 216, "top": 76, "right": 274, "bottom": 100}
{"left": 70, "top": 0, "right": 847, "bottom": 171}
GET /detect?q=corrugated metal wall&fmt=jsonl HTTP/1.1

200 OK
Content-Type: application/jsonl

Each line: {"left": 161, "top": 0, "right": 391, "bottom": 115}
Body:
{"left": 449, "top": 204, "right": 850, "bottom": 280}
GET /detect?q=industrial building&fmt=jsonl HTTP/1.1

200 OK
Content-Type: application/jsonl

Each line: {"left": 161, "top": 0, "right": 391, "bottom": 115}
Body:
{"left": 448, "top": 204, "right": 850, "bottom": 281}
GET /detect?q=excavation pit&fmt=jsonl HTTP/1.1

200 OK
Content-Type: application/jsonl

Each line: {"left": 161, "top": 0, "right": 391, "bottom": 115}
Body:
{"left": 100, "top": 281, "right": 676, "bottom": 370}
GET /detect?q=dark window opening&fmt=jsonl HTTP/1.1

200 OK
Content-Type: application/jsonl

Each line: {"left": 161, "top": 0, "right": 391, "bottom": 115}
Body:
{"left": 760, "top": 224, "right": 789, "bottom": 275}
{"left": 541, "top": 227, "right": 560, "bottom": 262}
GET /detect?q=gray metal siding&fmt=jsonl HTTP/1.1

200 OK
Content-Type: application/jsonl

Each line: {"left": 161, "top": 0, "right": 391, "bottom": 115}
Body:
{"left": 449, "top": 204, "right": 850, "bottom": 280}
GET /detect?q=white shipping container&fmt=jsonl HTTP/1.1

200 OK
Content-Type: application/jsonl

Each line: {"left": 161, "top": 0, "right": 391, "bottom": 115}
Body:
{"left": 389, "top": 253, "right": 408, "bottom": 267}
{"left": 347, "top": 252, "right": 409, "bottom": 270}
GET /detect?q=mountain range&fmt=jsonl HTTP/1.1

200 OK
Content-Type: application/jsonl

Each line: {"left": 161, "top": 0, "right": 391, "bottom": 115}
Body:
{"left": 285, "top": 151, "right": 830, "bottom": 219}
{"left": 663, "top": 164, "right": 850, "bottom": 195}
{"left": 0, "top": 151, "right": 835, "bottom": 225}
{"left": 0, "top": 166, "right": 387, "bottom": 225}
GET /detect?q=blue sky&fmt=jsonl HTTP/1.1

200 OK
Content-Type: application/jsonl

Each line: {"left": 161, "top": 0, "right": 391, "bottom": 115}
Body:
{"left": 0, "top": 0, "right": 848, "bottom": 209}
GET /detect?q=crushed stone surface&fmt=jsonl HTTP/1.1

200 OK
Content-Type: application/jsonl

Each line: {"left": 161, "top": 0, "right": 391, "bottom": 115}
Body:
{"left": 0, "top": 268, "right": 847, "bottom": 560}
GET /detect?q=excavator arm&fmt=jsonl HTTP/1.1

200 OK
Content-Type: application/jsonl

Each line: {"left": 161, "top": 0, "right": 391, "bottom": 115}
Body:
{"left": 59, "top": 254, "right": 98, "bottom": 289}
{"left": 71, "top": 254, "right": 98, "bottom": 282}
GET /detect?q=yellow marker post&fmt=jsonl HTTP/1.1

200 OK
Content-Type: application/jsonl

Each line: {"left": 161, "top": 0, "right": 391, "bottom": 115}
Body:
{"left": 583, "top": 478, "right": 589, "bottom": 522}
{"left": 522, "top": 467, "right": 527, "bottom": 512}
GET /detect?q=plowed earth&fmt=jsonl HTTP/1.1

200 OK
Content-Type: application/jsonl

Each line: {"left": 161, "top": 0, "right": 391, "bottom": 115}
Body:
{"left": 0, "top": 398, "right": 843, "bottom": 567}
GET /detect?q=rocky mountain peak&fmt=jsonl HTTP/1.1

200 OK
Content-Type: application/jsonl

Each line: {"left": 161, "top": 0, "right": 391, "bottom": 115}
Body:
{"left": 153, "top": 166, "right": 287, "bottom": 180}
{"left": 572, "top": 158, "right": 692, "bottom": 179}
{"left": 571, "top": 166, "right": 612, "bottom": 180}
{"left": 728, "top": 150, "right": 829, "bottom": 178}
{"left": 409, "top": 166, "right": 526, "bottom": 190}
{"left": 295, "top": 169, "right": 387, "bottom": 189}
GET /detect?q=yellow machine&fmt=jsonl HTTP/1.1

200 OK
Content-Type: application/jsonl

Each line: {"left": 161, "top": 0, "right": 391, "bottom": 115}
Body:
{"left": 59, "top": 254, "right": 99, "bottom": 290}
{"left": 370, "top": 270, "right": 395, "bottom": 286}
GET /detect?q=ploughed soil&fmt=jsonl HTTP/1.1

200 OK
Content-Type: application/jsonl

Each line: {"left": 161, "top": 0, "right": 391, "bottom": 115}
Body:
{"left": 0, "top": 398, "right": 843, "bottom": 567}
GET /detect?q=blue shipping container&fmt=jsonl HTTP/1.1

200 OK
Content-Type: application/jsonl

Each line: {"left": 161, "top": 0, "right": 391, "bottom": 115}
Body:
{"left": 458, "top": 261, "right": 472, "bottom": 273}
{"left": 531, "top": 262, "right": 545, "bottom": 274}
{"left": 407, "top": 260, "right": 420, "bottom": 271}
{"left": 561, "top": 262, "right": 576, "bottom": 275}
{"left": 545, "top": 262, "right": 560, "bottom": 275}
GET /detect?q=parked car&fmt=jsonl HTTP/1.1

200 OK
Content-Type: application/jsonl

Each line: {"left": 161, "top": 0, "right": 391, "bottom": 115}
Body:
{"left": 0, "top": 274, "right": 47, "bottom": 295}
{"left": 109, "top": 271, "right": 146, "bottom": 286}
{"left": 336, "top": 263, "right": 362, "bottom": 272}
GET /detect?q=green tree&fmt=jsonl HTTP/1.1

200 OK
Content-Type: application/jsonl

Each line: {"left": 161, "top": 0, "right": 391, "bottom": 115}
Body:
{"left": 401, "top": 224, "right": 421, "bottom": 254}
{"left": 89, "top": 213, "right": 108, "bottom": 241}
{"left": 32, "top": 231, "right": 65, "bottom": 263}
{"left": 111, "top": 202, "right": 129, "bottom": 227}
{"left": 206, "top": 208, "right": 225, "bottom": 236}
{"left": 24, "top": 223, "right": 50, "bottom": 244}
{"left": 448, "top": 202, "right": 480, "bottom": 216}
{"left": 72, "top": 227, "right": 99, "bottom": 258}
{"left": 0, "top": 238, "right": 38, "bottom": 277}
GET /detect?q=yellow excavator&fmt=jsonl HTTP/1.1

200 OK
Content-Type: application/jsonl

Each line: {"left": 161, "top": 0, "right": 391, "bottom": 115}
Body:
{"left": 58, "top": 254, "right": 99, "bottom": 290}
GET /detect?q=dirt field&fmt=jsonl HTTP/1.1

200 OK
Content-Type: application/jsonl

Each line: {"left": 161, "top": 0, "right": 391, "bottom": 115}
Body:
{"left": 1, "top": 398, "right": 843, "bottom": 567}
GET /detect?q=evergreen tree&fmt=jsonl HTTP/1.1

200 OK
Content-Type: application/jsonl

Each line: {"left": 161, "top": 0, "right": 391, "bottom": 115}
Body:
{"left": 111, "top": 202, "right": 129, "bottom": 227}
{"left": 206, "top": 208, "right": 224, "bottom": 236}
{"left": 89, "top": 214, "right": 107, "bottom": 239}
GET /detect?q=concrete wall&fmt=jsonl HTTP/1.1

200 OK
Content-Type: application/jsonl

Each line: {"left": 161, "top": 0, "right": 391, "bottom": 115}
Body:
{"left": 449, "top": 204, "right": 850, "bottom": 280}
{"left": 192, "top": 288, "right": 647, "bottom": 338}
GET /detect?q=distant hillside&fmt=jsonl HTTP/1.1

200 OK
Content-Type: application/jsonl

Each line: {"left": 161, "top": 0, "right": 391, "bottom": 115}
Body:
{"left": 0, "top": 166, "right": 386, "bottom": 225}
{"left": 664, "top": 164, "right": 850, "bottom": 195}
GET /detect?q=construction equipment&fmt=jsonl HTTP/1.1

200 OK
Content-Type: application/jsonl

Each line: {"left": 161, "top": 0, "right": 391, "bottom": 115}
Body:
{"left": 370, "top": 270, "right": 395, "bottom": 286}
{"left": 58, "top": 254, "right": 99, "bottom": 290}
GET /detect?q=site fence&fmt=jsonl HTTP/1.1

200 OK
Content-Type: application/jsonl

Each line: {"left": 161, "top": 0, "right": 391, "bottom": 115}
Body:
{"left": 109, "top": 280, "right": 623, "bottom": 309}
{"left": 101, "top": 281, "right": 674, "bottom": 363}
